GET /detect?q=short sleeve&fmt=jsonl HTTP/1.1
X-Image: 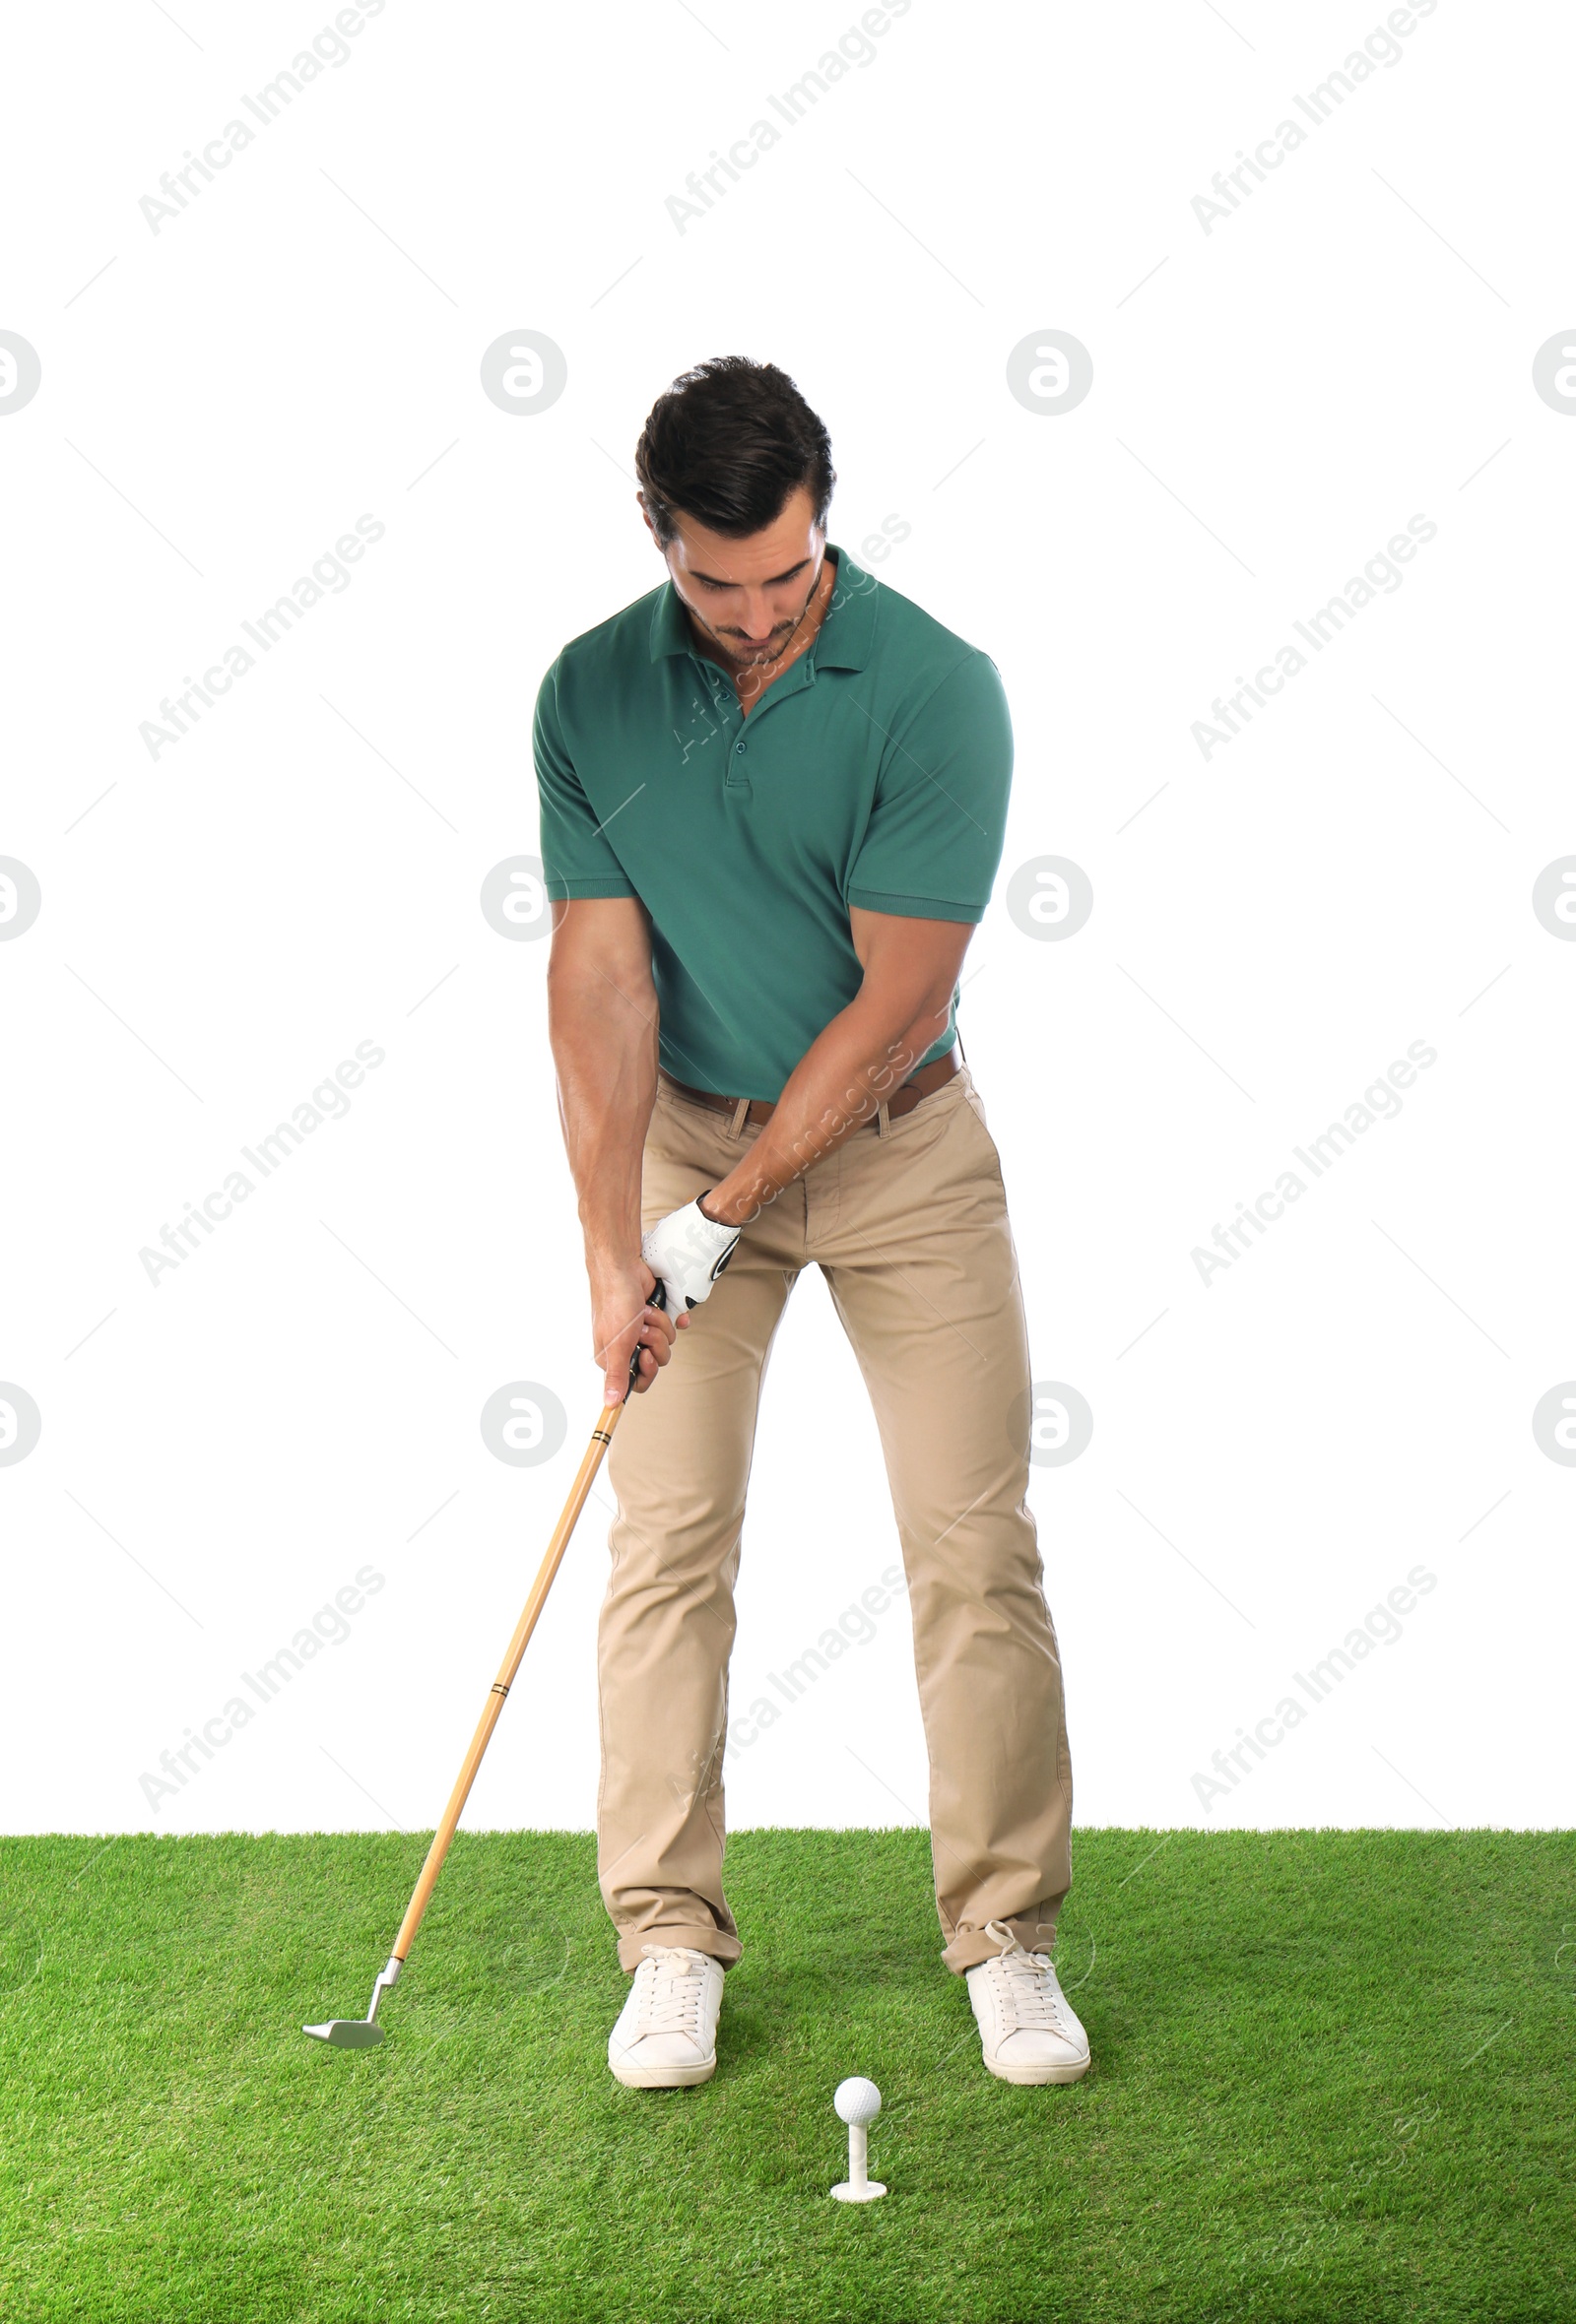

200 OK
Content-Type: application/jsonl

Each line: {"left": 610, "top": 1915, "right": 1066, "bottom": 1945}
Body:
{"left": 534, "top": 659, "right": 638, "bottom": 902}
{"left": 845, "top": 652, "right": 1013, "bottom": 925}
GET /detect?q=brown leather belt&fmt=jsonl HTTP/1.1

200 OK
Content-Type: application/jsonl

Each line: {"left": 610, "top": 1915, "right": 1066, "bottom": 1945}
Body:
{"left": 660, "top": 1045, "right": 960, "bottom": 1131}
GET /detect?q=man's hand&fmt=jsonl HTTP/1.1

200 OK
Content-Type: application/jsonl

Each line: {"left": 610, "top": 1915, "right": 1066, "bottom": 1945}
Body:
{"left": 641, "top": 1196, "right": 743, "bottom": 1315}
{"left": 590, "top": 1256, "right": 682, "bottom": 1406}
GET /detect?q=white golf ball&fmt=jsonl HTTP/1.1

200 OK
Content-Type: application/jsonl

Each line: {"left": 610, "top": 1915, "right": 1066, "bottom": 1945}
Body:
{"left": 834, "top": 2076, "right": 883, "bottom": 2127}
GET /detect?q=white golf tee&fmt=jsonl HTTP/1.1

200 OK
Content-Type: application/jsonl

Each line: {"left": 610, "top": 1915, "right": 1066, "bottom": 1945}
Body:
{"left": 830, "top": 2078, "right": 887, "bottom": 2202}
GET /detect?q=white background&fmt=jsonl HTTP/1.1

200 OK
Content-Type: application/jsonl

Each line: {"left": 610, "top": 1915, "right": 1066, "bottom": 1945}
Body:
{"left": 3, "top": 0, "right": 1572, "bottom": 1842}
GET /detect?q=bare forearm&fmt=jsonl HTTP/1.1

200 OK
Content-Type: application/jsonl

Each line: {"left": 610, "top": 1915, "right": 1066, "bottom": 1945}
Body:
{"left": 547, "top": 965, "right": 658, "bottom": 1264}
{"left": 544, "top": 895, "right": 681, "bottom": 1401}
{"left": 701, "top": 989, "right": 948, "bottom": 1229}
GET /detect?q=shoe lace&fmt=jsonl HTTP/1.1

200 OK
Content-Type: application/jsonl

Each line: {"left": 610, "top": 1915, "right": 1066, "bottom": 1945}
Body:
{"left": 982, "top": 1918, "right": 1067, "bottom": 2033}
{"left": 631, "top": 1945, "right": 710, "bottom": 2035}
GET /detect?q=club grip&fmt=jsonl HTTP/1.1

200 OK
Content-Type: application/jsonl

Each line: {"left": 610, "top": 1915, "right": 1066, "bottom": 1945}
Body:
{"left": 624, "top": 1278, "right": 668, "bottom": 1399}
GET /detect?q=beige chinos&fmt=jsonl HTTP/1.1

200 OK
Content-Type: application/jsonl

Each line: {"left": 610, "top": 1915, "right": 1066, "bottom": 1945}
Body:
{"left": 599, "top": 1060, "right": 1074, "bottom": 1977}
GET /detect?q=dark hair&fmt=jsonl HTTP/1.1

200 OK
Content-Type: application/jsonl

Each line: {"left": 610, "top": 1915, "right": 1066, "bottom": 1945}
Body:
{"left": 634, "top": 356, "right": 835, "bottom": 548}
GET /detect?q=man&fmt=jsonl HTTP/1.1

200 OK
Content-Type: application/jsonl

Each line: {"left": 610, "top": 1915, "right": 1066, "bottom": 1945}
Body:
{"left": 535, "top": 355, "right": 1086, "bottom": 2093}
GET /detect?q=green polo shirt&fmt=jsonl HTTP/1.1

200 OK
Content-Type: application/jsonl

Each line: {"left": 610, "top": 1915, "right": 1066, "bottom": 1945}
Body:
{"left": 534, "top": 543, "right": 1013, "bottom": 1100}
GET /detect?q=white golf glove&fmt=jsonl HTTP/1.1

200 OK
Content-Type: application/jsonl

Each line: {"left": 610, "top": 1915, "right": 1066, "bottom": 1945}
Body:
{"left": 641, "top": 1194, "right": 742, "bottom": 1312}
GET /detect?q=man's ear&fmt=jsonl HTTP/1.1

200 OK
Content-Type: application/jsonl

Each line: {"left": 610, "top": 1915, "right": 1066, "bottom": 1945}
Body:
{"left": 636, "top": 490, "right": 660, "bottom": 548}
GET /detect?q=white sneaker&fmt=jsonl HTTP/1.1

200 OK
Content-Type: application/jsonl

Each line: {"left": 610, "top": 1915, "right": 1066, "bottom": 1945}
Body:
{"left": 966, "top": 1917, "right": 1091, "bottom": 2086}
{"left": 607, "top": 1944, "right": 724, "bottom": 2089}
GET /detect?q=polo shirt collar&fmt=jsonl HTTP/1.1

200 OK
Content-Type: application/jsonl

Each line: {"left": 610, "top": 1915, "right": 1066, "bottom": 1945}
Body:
{"left": 646, "top": 541, "right": 875, "bottom": 672}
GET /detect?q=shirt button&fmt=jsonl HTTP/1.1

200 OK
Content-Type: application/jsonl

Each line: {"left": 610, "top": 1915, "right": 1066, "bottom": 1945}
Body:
{"left": 735, "top": 741, "right": 747, "bottom": 756}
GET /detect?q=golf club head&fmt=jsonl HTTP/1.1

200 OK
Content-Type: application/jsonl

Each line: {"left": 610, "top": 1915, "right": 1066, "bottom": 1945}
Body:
{"left": 302, "top": 2017, "right": 385, "bottom": 2048}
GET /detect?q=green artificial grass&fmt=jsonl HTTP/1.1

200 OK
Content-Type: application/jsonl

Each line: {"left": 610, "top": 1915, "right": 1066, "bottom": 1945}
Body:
{"left": 0, "top": 1830, "right": 1571, "bottom": 2322}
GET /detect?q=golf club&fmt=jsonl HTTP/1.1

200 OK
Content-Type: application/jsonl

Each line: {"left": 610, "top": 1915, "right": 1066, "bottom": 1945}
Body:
{"left": 303, "top": 1288, "right": 665, "bottom": 2048}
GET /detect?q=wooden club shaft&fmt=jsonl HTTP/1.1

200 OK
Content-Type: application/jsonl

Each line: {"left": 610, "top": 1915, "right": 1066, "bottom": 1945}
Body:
{"left": 390, "top": 1396, "right": 624, "bottom": 1966}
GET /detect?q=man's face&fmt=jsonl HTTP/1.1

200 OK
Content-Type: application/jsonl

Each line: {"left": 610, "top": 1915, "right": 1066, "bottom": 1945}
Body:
{"left": 642, "top": 484, "right": 826, "bottom": 670}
